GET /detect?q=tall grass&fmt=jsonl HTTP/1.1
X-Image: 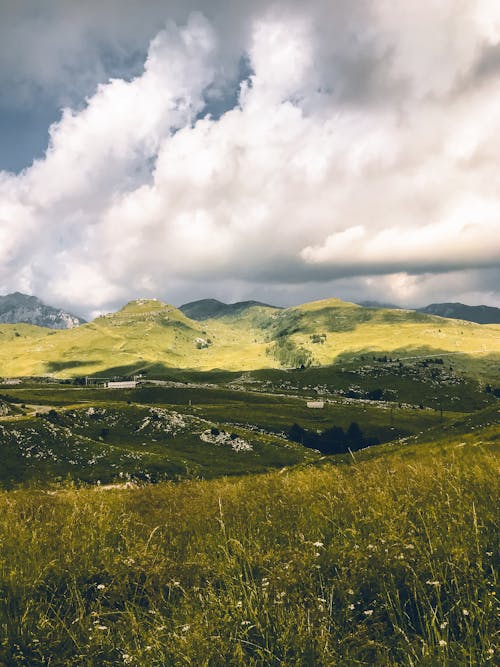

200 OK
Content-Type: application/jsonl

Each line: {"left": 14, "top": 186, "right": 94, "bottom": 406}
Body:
{"left": 0, "top": 443, "right": 497, "bottom": 665}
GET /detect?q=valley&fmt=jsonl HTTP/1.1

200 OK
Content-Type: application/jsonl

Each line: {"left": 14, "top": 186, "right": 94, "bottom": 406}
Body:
{"left": 0, "top": 296, "right": 497, "bottom": 665}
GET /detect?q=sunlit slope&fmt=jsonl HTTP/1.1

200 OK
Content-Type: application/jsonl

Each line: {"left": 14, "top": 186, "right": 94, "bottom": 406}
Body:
{"left": 0, "top": 297, "right": 498, "bottom": 376}
{"left": 263, "top": 298, "right": 500, "bottom": 370}
{"left": 0, "top": 299, "right": 272, "bottom": 375}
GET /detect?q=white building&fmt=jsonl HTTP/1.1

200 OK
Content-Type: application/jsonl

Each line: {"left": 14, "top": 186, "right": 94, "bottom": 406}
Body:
{"left": 306, "top": 400, "right": 324, "bottom": 409}
{"left": 106, "top": 380, "right": 137, "bottom": 389}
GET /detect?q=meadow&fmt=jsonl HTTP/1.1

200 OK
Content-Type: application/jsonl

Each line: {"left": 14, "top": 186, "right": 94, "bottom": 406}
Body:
{"left": 0, "top": 428, "right": 497, "bottom": 666}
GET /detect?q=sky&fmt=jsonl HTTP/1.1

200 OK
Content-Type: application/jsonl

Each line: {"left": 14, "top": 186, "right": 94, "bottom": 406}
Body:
{"left": 0, "top": 1, "right": 499, "bottom": 319}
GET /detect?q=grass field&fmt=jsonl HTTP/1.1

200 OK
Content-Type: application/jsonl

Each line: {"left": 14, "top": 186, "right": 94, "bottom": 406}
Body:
{"left": 0, "top": 298, "right": 498, "bottom": 378}
{"left": 0, "top": 425, "right": 497, "bottom": 666}
{"left": 0, "top": 380, "right": 474, "bottom": 488}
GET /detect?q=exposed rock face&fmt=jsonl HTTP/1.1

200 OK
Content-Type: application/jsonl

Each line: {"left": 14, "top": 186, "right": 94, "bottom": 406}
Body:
{"left": 0, "top": 292, "right": 86, "bottom": 329}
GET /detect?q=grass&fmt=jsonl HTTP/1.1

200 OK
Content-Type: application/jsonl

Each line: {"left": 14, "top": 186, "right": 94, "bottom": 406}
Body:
{"left": 0, "top": 381, "right": 470, "bottom": 488}
{"left": 0, "top": 432, "right": 497, "bottom": 666}
{"left": 0, "top": 297, "right": 498, "bottom": 378}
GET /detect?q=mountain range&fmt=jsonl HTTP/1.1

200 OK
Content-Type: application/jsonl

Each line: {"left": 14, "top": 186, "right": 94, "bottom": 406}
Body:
{"left": 2, "top": 292, "right": 499, "bottom": 330}
{"left": 0, "top": 295, "right": 498, "bottom": 378}
{"left": 0, "top": 292, "right": 85, "bottom": 329}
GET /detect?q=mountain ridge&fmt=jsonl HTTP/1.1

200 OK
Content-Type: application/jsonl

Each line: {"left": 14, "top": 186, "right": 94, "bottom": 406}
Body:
{"left": 0, "top": 295, "right": 498, "bottom": 378}
{"left": 417, "top": 302, "right": 500, "bottom": 324}
{"left": 0, "top": 292, "right": 85, "bottom": 329}
{"left": 179, "top": 298, "right": 281, "bottom": 321}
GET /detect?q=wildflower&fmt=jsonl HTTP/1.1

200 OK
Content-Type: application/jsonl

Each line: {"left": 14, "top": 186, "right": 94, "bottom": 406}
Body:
{"left": 347, "top": 589, "right": 354, "bottom": 595}
{"left": 313, "top": 541, "right": 324, "bottom": 548}
{"left": 181, "top": 625, "right": 190, "bottom": 633}
{"left": 122, "top": 655, "right": 133, "bottom": 664}
{"left": 261, "top": 578, "right": 269, "bottom": 588}
{"left": 426, "top": 580, "right": 440, "bottom": 587}
{"left": 317, "top": 597, "right": 326, "bottom": 603}
{"left": 349, "top": 604, "right": 355, "bottom": 610}
{"left": 96, "top": 584, "right": 106, "bottom": 590}
{"left": 405, "top": 544, "right": 415, "bottom": 550}
{"left": 96, "top": 625, "right": 108, "bottom": 630}
{"left": 363, "top": 610, "right": 373, "bottom": 616}
{"left": 462, "top": 609, "right": 469, "bottom": 616}
{"left": 236, "top": 601, "right": 243, "bottom": 608}
{"left": 439, "top": 640, "right": 447, "bottom": 647}
{"left": 440, "top": 621, "right": 448, "bottom": 629}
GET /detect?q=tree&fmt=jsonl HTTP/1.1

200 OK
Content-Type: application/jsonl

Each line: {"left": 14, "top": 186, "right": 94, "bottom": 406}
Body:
{"left": 346, "top": 422, "right": 364, "bottom": 450}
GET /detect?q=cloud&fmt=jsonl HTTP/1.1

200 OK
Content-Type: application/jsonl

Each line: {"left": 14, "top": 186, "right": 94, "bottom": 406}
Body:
{"left": 1, "top": 2, "right": 500, "bottom": 317}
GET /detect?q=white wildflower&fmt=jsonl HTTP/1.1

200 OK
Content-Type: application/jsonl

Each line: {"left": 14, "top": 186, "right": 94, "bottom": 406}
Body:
{"left": 313, "top": 541, "right": 324, "bottom": 548}
{"left": 363, "top": 610, "right": 373, "bottom": 616}
{"left": 439, "top": 640, "right": 447, "bottom": 647}
{"left": 96, "top": 584, "right": 106, "bottom": 590}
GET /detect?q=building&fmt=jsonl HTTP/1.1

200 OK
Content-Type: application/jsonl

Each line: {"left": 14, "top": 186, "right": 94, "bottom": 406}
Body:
{"left": 106, "top": 380, "right": 137, "bottom": 389}
{"left": 306, "top": 400, "right": 324, "bottom": 409}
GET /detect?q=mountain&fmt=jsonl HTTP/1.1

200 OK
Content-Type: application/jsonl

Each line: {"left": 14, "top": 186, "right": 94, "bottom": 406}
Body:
{"left": 356, "top": 300, "right": 401, "bottom": 309}
{"left": 0, "top": 292, "right": 85, "bottom": 329}
{"left": 0, "top": 295, "right": 498, "bottom": 378}
{"left": 417, "top": 302, "right": 500, "bottom": 325}
{"left": 179, "top": 298, "right": 280, "bottom": 320}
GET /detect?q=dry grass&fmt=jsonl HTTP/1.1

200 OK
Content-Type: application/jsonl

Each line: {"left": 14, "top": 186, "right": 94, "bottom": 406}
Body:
{"left": 0, "top": 436, "right": 497, "bottom": 665}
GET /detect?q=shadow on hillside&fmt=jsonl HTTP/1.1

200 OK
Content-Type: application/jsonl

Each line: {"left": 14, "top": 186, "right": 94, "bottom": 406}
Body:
{"left": 90, "top": 362, "right": 243, "bottom": 384}
{"left": 46, "top": 360, "right": 100, "bottom": 372}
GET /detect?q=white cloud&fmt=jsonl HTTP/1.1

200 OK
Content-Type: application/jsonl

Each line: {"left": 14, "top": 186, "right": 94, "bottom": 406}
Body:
{"left": 1, "top": 3, "right": 500, "bottom": 316}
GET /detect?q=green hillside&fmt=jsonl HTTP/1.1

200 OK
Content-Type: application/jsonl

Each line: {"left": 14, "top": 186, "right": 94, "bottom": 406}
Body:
{"left": 0, "top": 297, "right": 498, "bottom": 380}
{"left": 0, "top": 416, "right": 496, "bottom": 666}
{"left": 179, "top": 298, "right": 280, "bottom": 321}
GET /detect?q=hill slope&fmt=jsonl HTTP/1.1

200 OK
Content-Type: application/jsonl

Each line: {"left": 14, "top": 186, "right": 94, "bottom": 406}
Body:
{"left": 180, "top": 298, "right": 280, "bottom": 320}
{"left": 0, "top": 296, "right": 498, "bottom": 378}
{"left": 0, "top": 416, "right": 496, "bottom": 665}
{"left": 0, "top": 292, "right": 85, "bottom": 329}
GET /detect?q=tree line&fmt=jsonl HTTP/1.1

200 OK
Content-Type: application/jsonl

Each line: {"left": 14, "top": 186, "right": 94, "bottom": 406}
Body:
{"left": 288, "top": 422, "right": 380, "bottom": 455}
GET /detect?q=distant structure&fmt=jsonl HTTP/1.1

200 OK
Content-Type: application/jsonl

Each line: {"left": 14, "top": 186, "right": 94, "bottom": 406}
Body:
{"left": 306, "top": 400, "right": 324, "bottom": 409}
{"left": 106, "top": 380, "right": 137, "bottom": 389}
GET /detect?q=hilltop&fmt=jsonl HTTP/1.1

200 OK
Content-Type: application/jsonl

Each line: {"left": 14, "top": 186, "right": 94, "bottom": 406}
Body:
{"left": 179, "top": 298, "right": 280, "bottom": 321}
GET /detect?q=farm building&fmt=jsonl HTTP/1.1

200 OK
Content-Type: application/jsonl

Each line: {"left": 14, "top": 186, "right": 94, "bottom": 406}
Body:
{"left": 106, "top": 380, "right": 137, "bottom": 389}
{"left": 306, "top": 400, "right": 324, "bottom": 409}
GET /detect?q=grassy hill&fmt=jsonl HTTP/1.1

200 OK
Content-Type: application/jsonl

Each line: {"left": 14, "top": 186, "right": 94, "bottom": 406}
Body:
{"left": 1, "top": 379, "right": 470, "bottom": 488}
{"left": 0, "top": 417, "right": 496, "bottom": 666}
{"left": 0, "top": 297, "right": 498, "bottom": 380}
{"left": 179, "top": 298, "right": 280, "bottom": 321}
